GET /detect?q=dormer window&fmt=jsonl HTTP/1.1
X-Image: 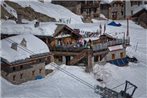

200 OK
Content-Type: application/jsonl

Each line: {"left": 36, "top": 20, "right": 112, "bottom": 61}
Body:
{"left": 11, "top": 42, "right": 18, "bottom": 51}
{"left": 20, "top": 38, "right": 27, "bottom": 47}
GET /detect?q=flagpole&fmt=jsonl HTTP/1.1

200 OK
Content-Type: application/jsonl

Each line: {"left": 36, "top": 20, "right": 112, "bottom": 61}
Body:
{"left": 127, "top": 18, "right": 129, "bottom": 37}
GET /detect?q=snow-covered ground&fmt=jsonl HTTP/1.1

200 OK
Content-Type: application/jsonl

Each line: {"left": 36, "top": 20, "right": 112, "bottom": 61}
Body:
{"left": 1, "top": 64, "right": 100, "bottom": 98}
{"left": 1, "top": 20, "right": 146, "bottom": 98}
{"left": 8, "top": 0, "right": 83, "bottom": 24}
{"left": 93, "top": 20, "right": 147, "bottom": 98}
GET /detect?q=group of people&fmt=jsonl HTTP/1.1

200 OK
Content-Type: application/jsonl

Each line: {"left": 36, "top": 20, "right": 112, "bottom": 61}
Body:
{"left": 76, "top": 39, "right": 93, "bottom": 49}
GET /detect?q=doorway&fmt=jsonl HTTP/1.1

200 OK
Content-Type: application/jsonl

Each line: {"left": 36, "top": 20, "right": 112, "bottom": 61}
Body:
{"left": 66, "top": 56, "right": 71, "bottom": 65}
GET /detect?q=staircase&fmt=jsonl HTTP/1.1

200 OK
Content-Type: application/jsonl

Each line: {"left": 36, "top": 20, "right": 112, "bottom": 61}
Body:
{"left": 68, "top": 49, "right": 88, "bottom": 65}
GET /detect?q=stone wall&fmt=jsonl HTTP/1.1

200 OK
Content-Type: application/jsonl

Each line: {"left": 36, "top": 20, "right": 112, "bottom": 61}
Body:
{"left": 109, "top": 2, "right": 125, "bottom": 20}
{"left": 105, "top": 49, "right": 126, "bottom": 61}
{"left": 2, "top": 62, "right": 45, "bottom": 84}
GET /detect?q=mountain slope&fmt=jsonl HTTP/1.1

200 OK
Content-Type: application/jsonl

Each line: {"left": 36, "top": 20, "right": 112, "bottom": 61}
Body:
{"left": 2, "top": 1, "right": 55, "bottom": 22}
{"left": 9, "top": 0, "right": 83, "bottom": 24}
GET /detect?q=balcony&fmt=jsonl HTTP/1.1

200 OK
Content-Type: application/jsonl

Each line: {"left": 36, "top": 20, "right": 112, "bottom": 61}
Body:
{"left": 81, "top": 3, "right": 99, "bottom": 8}
{"left": 50, "top": 38, "right": 130, "bottom": 53}
{"left": 92, "top": 39, "right": 130, "bottom": 52}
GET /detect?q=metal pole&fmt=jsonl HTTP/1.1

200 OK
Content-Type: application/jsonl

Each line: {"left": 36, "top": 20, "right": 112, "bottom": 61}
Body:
{"left": 135, "top": 42, "right": 138, "bottom": 52}
{"left": 127, "top": 18, "right": 129, "bottom": 37}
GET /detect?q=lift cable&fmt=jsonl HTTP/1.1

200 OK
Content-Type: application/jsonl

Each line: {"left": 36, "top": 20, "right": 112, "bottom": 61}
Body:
{"left": 5, "top": 38, "right": 34, "bottom": 55}
{"left": 50, "top": 63, "right": 95, "bottom": 89}
{"left": 111, "top": 82, "right": 126, "bottom": 90}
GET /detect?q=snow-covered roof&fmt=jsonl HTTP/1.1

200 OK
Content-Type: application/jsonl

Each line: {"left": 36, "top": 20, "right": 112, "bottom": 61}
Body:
{"left": 108, "top": 45, "right": 123, "bottom": 51}
{"left": 55, "top": 34, "right": 71, "bottom": 39}
{"left": 9, "top": 0, "right": 83, "bottom": 24}
{"left": 133, "top": 4, "right": 147, "bottom": 15}
{"left": 1, "top": 20, "right": 57, "bottom": 36}
{"left": 101, "top": 0, "right": 113, "bottom": 4}
{"left": 83, "top": 37, "right": 99, "bottom": 41}
{"left": 1, "top": 34, "right": 50, "bottom": 62}
{"left": 68, "top": 23, "right": 100, "bottom": 36}
{"left": 68, "top": 20, "right": 127, "bottom": 39}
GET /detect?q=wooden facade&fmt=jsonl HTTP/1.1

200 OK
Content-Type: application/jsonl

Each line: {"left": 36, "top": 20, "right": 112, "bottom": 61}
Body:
{"left": 50, "top": 24, "right": 81, "bottom": 48}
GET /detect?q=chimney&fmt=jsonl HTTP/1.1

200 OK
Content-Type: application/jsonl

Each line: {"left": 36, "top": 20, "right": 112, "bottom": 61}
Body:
{"left": 11, "top": 42, "right": 18, "bottom": 51}
{"left": 20, "top": 38, "right": 27, "bottom": 47}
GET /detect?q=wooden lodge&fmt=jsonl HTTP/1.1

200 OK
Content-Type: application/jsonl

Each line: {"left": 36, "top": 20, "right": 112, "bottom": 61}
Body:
{"left": 49, "top": 28, "right": 130, "bottom": 72}
{"left": 50, "top": 24, "right": 82, "bottom": 48}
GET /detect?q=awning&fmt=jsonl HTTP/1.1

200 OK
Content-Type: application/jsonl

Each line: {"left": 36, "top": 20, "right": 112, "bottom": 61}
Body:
{"left": 108, "top": 21, "right": 122, "bottom": 27}
{"left": 108, "top": 57, "right": 129, "bottom": 66}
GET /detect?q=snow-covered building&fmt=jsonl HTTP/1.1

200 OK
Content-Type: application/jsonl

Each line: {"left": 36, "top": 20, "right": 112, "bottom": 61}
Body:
{"left": 1, "top": 34, "right": 54, "bottom": 84}
{"left": 50, "top": 24, "right": 81, "bottom": 48}
{"left": 100, "top": 0, "right": 125, "bottom": 20}
{"left": 131, "top": 5, "right": 147, "bottom": 28}
{"left": 125, "top": 0, "right": 147, "bottom": 18}
{"left": 52, "top": 0, "right": 100, "bottom": 22}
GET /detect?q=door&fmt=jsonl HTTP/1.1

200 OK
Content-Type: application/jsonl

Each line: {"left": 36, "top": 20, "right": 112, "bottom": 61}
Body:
{"left": 66, "top": 56, "right": 70, "bottom": 65}
{"left": 112, "top": 12, "right": 117, "bottom": 20}
{"left": 120, "top": 52, "right": 124, "bottom": 58}
{"left": 112, "top": 53, "right": 115, "bottom": 60}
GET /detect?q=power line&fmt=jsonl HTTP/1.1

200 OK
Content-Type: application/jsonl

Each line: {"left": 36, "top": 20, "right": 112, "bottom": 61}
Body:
{"left": 5, "top": 38, "right": 34, "bottom": 55}
{"left": 50, "top": 63, "right": 95, "bottom": 89}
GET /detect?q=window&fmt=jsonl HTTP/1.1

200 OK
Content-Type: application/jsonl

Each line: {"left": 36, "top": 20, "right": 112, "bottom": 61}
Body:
{"left": 20, "top": 73, "right": 23, "bottom": 79}
{"left": 131, "top": 10, "right": 133, "bottom": 15}
{"left": 20, "top": 65, "right": 23, "bottom": 69}
{"left": 120, "top": 52, "right": 124, "bottom": 58}
{"left": 94, "top": 56, "right": 98, "bottom": 62}
{"left": 13, "top": 67, "right": 16, "bottom": 71}
{"left": 39, "top": 68, "right": 42, "bottom": 74}
{"left": 58, "top": 56, "right": 62, "bottom": 62}
{"left": 112, "top": 54, "right": 115, "bottom": 60}
{"left": 121, "top": 11, "right": 123, "bottom": 15}
{"left": 13, "top": 75, "right": 16, "bottom": 81}
{"left": 32, "top": 70, "right": 35, "bottom": 76}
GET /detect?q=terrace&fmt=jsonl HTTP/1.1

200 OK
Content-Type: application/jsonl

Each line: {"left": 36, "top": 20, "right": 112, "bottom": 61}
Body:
{"left": 50, "top": 38, "right": 130, "bottom": 53}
